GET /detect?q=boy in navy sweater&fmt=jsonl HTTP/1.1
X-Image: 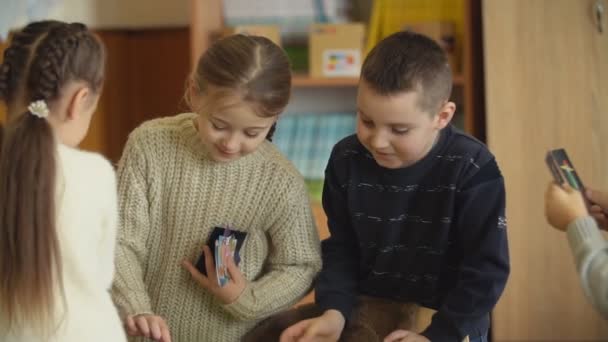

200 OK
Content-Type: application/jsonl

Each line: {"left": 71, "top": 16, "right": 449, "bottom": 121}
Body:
{"left": 247, "top": 31, "right": 510, "bottom": 342}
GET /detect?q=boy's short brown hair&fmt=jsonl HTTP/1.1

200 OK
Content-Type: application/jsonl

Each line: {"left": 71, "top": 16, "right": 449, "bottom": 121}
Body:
{"left": 361, "top": 30, "right": 452, "bottom": 113}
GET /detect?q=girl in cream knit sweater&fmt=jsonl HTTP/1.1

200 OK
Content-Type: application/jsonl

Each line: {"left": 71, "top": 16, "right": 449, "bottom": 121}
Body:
{"left": 112, "top": 35, "right": 322, "bottom": 341}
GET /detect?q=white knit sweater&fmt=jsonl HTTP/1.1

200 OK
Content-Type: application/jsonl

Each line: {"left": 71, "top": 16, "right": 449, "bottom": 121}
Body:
{"left": 1, "top": 144, "right": 126, "bottom": 342}
{"left": 112, "top": 113, "right": 322, "bottom": 341}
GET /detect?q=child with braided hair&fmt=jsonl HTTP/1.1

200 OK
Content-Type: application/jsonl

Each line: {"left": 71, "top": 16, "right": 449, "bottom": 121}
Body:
{"left": 0, "top": 20, "right": 126, "bottom": 341}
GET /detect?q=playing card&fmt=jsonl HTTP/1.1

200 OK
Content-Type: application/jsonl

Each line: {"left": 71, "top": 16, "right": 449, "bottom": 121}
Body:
{"left": 195, "top": 226, "right": 248, "bottom": 284}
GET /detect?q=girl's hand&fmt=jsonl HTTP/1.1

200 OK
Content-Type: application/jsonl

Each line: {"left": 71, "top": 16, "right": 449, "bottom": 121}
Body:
{"left": 545, "top": 182, "right": 588, "bottom": 231}
{"left": 587, "top": 188, "right": 608, "bottom": 230}
{"left": 125, "top": 314, "right": 172, "bottom": 342}
{"left": 182, "top": 245, "right": 247, "bottom": 304}
{"left": 280, "top": 309, "right": 345, "bottom": 342}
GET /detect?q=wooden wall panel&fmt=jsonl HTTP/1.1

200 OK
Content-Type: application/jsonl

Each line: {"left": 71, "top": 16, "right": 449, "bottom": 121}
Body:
{"left": 81, "top": 28, "right": 190, "bottom": 162}
{"left": 484, "top": 0, "right": 608, "bottom": 340}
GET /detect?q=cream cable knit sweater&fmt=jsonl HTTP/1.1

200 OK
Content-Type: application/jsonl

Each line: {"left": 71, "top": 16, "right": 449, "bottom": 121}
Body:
{"left": 112, "top": 113, "right": 322, "bottom": 341}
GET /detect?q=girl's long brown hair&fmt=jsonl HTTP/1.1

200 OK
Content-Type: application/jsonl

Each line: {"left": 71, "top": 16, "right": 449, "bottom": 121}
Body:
{"left": 0, "top": 20, "right": 105, "bottom": 333}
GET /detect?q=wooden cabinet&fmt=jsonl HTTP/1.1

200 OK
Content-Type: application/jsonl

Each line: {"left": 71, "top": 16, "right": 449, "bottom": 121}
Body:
{"left": 484, "top": 0, "right": 608, "bottom": 340}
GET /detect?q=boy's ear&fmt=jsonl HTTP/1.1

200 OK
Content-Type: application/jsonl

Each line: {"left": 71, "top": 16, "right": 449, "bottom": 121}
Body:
{"left": 434, "top": 101, "right": 456, "bottom": 129}
{"left": 66, "top": 86, "right": 91, "bottom": 121}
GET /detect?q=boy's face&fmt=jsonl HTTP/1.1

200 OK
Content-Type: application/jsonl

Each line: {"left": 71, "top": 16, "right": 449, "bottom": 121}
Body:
{"left": 356, "top": 80, "right": 455, "bottom": 169}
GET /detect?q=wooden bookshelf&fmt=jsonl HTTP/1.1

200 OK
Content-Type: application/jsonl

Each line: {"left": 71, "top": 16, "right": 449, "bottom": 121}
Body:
{"left": 292, "top": 74, "right": 359, "bottom": 87}
{"left": 292, "top": 73, "right": 464, "bottom": 88}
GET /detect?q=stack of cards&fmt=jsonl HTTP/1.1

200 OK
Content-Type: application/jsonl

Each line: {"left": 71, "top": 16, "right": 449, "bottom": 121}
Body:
{"left": 546, "top": 148, "right": 585, "bottom": 190}
{"left": 215, "top": 230, "right": 238, "bottom": 287}
{"left": 195, "top": 225, "right": 247, "bottom": 287}
{"left": 546, "top": 148, "right": 592, "bottom": 209}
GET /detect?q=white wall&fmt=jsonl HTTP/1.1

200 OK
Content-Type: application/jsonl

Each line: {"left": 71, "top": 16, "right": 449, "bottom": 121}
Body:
{"left": 6, "top": 0, "right": 189, "bottom": 31}
{"left": 54, "top": 0, "right": 189, "bottom": 28}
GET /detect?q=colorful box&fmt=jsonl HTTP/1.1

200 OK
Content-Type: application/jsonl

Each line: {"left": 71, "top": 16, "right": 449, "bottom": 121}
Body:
{"left": 309, "top": 23, "right": 365, "bottom": 78}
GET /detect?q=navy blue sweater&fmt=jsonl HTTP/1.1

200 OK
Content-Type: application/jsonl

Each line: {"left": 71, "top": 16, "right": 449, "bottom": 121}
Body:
{"left": 315, "top": 125, "right": 510, "bottom": 341}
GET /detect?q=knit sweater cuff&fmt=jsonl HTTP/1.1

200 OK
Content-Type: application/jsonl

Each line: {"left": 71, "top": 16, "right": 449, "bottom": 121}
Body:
{"left": 567, "top": 216, "right": 605, "bottom": 270}
{"left": 114, "top": 292, "right": 154, "bottom": 319}
{"left": 222, "top": 285, "right": 258, "bottom": 321}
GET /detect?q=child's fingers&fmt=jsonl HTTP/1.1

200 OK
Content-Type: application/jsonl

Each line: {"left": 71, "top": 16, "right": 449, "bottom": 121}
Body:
{"left": 384, "top": 329, "right": 410, "bottom": 342}
{"left": 546, "top": 182, "right": 566, "bottom": 199}
{"left": 225, "top": 255, "right": 244, "bottom": 284}
{"left": 300, "top": 320, "right": 326, "bottom": 342}
{"left": 203, "top": 245, "right": 217, "bottom": 278}
{"left": 280, "top": 319, "right": 311, "bottom": 342}
{"left": 592, "top": 213, "right": 608, "bottom": 230}
{"left": 135, "top": 316, "right": 151, "bottom": 338}
{"left": 149, "top": 320, "right": 162, "bottom": 340}
{"left": 587, "top": 188, "right": 608, "bottom": 209}
{"left": 599, "top": 218, "right": 608, "bottom": 230}
{"left": 561, "top": 183, "right": 575, "bottom": 192}
{"left": 125, "top": 315, "right": 138, "bottom": 335}
{"left": 160, "top": 321, "right": 172, "bottom": 342}
{"left": 181, "top": 259, "right": 212, "bottom": 289}
{"left": 590, "top": 205, "right": 607, "bottom": 224}
{"left": 590, "top": 204, "right": 603, "bottom": 213}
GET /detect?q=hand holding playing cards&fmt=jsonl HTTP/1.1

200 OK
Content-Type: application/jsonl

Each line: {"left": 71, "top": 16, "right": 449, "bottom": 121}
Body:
{"left": 125, "top": 314, "right": 172, "bottom": 342}
{"left": 586, "top": 188, "right": 608, "bottom": 230}
{"left": 182, "top": 245, "right": 247, "bottom": 304}
{"left": 383, "top": 330, "right": 430, "bottom": 342}
{"left": 545, "top": 182, "right": 588, "bottom": 231}
{"left": 279, "top": 309, "right": 345, "bottom": 342}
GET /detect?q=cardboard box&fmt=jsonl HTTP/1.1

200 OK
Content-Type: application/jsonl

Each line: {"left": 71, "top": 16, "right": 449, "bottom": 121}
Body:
{"left": 309, "top": 23, "right": 365, "bottom": 78}
{"left": 404, "top": 21, "right": 459, "bottom": 73}
{"left": 220, "top": 25, "right": 281, "bottom": 46}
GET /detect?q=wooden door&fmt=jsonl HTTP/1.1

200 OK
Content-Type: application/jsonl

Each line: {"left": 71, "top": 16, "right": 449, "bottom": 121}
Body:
{"left": 484, "top": 0, "right": 608, "bottom": 340}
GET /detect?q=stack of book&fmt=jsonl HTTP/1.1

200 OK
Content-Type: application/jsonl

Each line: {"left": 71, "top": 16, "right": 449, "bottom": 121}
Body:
{"left": 273, "top": 112, "right": 356, "bottom": 180}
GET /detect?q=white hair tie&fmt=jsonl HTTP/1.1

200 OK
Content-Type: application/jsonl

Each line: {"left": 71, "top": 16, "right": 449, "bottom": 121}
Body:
{"left": 28, "top": 100, "right": 49, "bottom": 118}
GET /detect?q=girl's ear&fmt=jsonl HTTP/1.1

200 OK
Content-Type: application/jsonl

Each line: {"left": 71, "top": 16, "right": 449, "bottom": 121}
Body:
{"left": 65, "top": 86, "right": 91, "bottom": 121}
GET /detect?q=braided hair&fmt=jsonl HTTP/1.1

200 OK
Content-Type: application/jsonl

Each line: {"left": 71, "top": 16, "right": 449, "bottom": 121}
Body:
{"left": 0, "top": 20, "right": 105, "bottom": 335}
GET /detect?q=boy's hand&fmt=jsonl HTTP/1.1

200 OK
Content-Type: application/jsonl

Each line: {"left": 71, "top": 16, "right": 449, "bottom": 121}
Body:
{"left": 384, "top": 330, "right": 430, "bottom": 342}
{"left": 279, "top": 309, "right": 345, "bottom": 342}
{"left": 545, "top": 182, "right": 588, "bottom": 231}
{"left": 125, "top": 314, "right": 172, "bottom": 342}
{"left": 587, "top": 188, "right": 608, "bottom": 229}
{"left": 182, "top": 245, "right": 247, "bottom": 304}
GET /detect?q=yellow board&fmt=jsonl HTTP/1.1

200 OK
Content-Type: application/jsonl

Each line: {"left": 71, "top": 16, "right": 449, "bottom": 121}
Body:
{"left": 366, "top": 0, "right": 464, "bottom": 57}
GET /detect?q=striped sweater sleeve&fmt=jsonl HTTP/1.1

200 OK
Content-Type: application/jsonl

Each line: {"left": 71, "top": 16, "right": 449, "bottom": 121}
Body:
{"left": 567, "top": 216, "right": 608, "bottom": 318}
